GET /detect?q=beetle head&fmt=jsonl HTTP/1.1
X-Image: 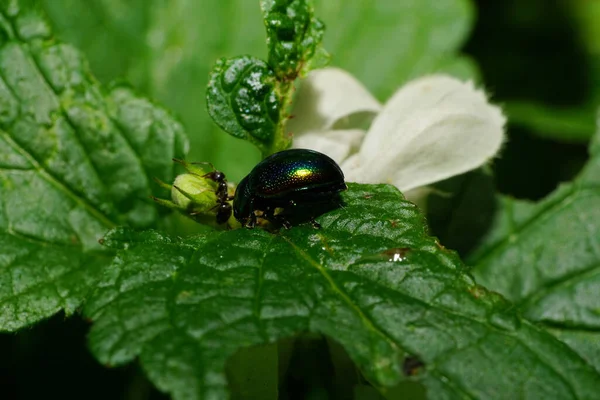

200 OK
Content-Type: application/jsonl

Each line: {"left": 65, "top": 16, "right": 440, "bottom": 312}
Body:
{"left": 233, "top": 176, "right": 253, "bottom": 225}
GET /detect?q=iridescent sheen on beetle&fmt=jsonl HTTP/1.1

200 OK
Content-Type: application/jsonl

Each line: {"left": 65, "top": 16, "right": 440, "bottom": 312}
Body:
{"left": 234, "top": 149, "right": 347, "bottom": 228}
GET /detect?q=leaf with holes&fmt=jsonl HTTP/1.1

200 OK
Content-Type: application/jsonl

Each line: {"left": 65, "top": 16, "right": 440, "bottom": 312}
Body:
{"left": 0, "top": 3, "right": 187, "bottom": 331}
{"left": 468, "top": 114, "right": 600, "bottom": 374}
{"left": 86, "top": 184, "right": 599, "bottom": 400}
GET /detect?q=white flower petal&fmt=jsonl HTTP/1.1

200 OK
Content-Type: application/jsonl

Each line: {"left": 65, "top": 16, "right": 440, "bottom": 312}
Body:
{"left": 342, "top": 75, "right": 505, "bottom": 192}
{"left": 293, "top": 129, "right": 366, "bottom": 164}
{"left": 288, "top": 67, "right": 382, "bottom": 136}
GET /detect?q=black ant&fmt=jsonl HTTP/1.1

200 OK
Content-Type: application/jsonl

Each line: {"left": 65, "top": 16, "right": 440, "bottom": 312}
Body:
{"left": 201, "top": 166, "right": 233, "bottom": 225}
{"left": 172, "top": 159, "right": 233, "bottom": 225}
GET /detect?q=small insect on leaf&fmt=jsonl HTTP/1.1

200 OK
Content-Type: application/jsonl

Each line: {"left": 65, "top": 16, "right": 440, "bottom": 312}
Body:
{"left": 233, "top": 148, "right": 347, "bottom": 229}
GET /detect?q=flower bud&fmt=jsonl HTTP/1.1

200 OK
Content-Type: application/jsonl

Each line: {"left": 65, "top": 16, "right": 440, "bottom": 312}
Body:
{"left": 171, "top": 173, "right": 219, "bottom": 211}
{"left": 152, "top": 159, "right": 238, "bottom": 228}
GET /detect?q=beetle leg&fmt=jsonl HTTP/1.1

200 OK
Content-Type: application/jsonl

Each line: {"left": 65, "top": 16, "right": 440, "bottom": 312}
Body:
{"left": 309, "top": 217, "right": 321, "bottom": 230}
{"left": 261, "top": 207, "right": 275, "bottom": 224}
{"left": 280, "top": 219, "right": 292, "bottom": 229}
{"left": 273, "top": 214, "right": 293, "bottom": 229}
{"left": 245, "top": 212, "right": 257, "bottom": 229}
{"left": 263, "top": 207, "right": 292, "bottom": 229}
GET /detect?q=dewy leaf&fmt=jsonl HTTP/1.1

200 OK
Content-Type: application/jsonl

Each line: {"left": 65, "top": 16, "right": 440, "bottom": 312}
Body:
{"left": 468, "top": 112, "right": 600, "bottom": 373}
{"left": 86, "top": 184, "right": 599, "bottom": 400}
{"left": 0, "top": 2, "right": 187, "bottom": 331}
{"left": 261, "top": 0, "right": 328, "bottom": 80}
{"left": 206, "top": 56, "right": 280, "bottom": 156}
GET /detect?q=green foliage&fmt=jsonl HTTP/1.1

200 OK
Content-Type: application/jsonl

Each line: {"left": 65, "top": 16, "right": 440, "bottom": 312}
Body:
{"left": 468, "top": 116, "right": 600, "bottom": 373}
{"left": 315, "top": 0, "right": 476, "bottom": 99}
{"left": 467, "top": 0, "right": 598, "bottom": 143}
{"left": 40, "top": 0, "right": 474, "bottom": 180}
{"left": 1, "top": 0, "right": 599, "bottom": 399}
{"left": 86, "top": 184, "right": 599, "bottom": 400}
{"left": 207, "top": 0, "right": 327, "bottom": 157}
{"left": 504, "top": 101, "right": 597, "bottom": 143}
{"left": 261, "top": 0, "right": 328, "bottom": 80}
{"left": 207, "top": 56, "right": 281, "bottom": 156}
{"left": 0, "top": 3, "right": 186, "bottom": 331}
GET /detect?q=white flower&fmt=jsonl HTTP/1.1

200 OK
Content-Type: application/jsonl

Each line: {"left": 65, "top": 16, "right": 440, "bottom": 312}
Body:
{"left": 289, "top": 68, "right": 506, "bottom": 203}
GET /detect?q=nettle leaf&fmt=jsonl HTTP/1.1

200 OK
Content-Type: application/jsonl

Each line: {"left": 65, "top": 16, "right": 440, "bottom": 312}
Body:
{"left": 261, "top": 0, "right": 328, "bottom": 80}
{"left": 86, "top": 184, "right": 598, "bottom": 400}
{"left": 206, "top": 56, "right": 280, "bottom": 155}
{"left": 468, "top": 115, "right": 600, "bottom": 373}
{"left": 0, "top": 3, "right": 187, "bottom": 331}
{"left": 42, "top": 0, "right": 268, "bottom": 180}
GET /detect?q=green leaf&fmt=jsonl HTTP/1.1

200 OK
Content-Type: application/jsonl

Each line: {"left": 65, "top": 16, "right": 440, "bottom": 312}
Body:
{"left": 261, "top": 0, "right": 328, "bottom": 80}
{"left": 226, "top": 343, "right": 279, "bottom": 400}
{"left": 206, "top": 56, "right": 280, "bottom": 156}
{"left": 468, "top": 113, "right": 600, "bottom": 373}
{"left": 570, "top": 0, "right": 600, "bottom": 107}
{"left": 425, "top": 168, "right": 497, "bottom": 257}
{"left": 40, "top": 0, "right": 265, "bottom": 181}
{"left": 0, "top": 3, "right": 187, "bottom": 331}
{"left": 316, "top": 0, "right": 476, "bottom": 99}
{"left": 548, "top": 329, "right": 600, "bottom": 373}
{"left": 40, "top": 0, "right": 475, "bottom": 180}
{"left": 86, "top": 184, "right": 599, "bottom": 399}
{"left": 208, "top": 0, "right": 327, "bottom": 157}
{"left": 504, "top": 101, "right": 596, "bottom": 143}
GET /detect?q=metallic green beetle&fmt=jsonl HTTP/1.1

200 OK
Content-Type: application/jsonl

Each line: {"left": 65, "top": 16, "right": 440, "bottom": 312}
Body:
{"left": 233, "top": 149, "right": 347, "bottom": 229}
